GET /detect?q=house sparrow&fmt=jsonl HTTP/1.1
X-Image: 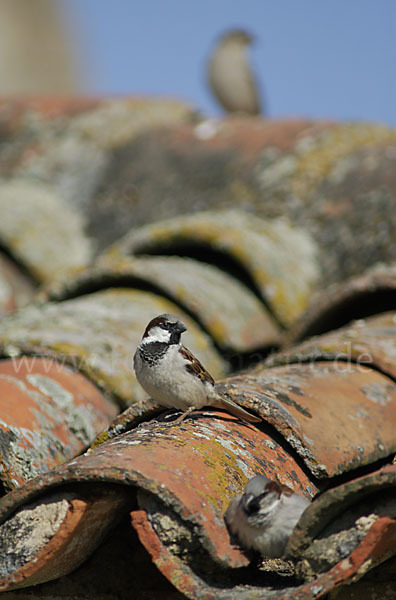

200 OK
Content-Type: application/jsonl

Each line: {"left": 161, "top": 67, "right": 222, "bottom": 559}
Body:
{"left": 207, "top": 29, "right": 262, "bottom": 115}
{"left": 225, "top": 475, "right": 310, "bottom": 557}
{"left": 133, "top": 314, "right": 261, "bottom": 423}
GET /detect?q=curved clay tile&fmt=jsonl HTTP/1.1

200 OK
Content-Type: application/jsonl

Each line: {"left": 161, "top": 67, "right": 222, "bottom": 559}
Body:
{"left": 44, "top": 254, "right": 280, "bottom": 354}
{"left": 0, "top": 288, "right": 226, "bottom": 407}
{"left": 283, "top": 263, "right": 396, "bottom": 345}
{"left": 0, "top": 308, "right": 396, "bottom": 595}
{"left": 189, "top": 117, "right": 332, "bottom": 160}
{"left": 1, "top": 289, "right": 396, "bottom": 595}
{"left": 84, "top": 117, "right": 396, "bottom": 284}
{"left": 0, "top": 179, "right": 92, "bottom": 284}
{"left": 108, "top": 210, "right": 320, "bottom": 327}
{"left": 0, "top": 97, "right": 198, "bottom": 253}
{"left": 1, "top": 399, "right": 396, "bottom": 597}
{"left": 0, "top": 252, "right": 35, "bottom": 317}
{"left": 0, "top": 357, "right": 117, "bottom": 492}
{"left": 1, "top": 99, "right": 396, "bottom": 598}
{"left": 289, "top": 464, "right": 396, "bottom": 570}
{"left": 252, "top": 123, "right": 396, "bottom": 286}
{"left": 0, "top": 485, "right": 130, "bottom": 591}
{"left": 220, "top": 360, "right": 396, "bottom": 478}
{"left": 269, "top": 310, "right": 396, "bottom": 383}
{"left": 0, "top": 97, "right": 196, "bottom": 160}
{"left": 0, "top": 410, "right": 315, "bottom": 592}
{"left": 1, "top": 100, "right": 396, "bottom": 287}
{"left": 131, "top": 475, "right": 396, "bottom": 600}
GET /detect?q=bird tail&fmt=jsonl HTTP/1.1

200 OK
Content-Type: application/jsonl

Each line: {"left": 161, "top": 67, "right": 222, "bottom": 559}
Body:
{"left": 212, "top": 395, "right": 261, "bottom": 423}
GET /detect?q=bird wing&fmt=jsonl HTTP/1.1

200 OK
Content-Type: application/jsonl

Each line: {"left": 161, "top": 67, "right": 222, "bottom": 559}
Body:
{"left": 179, "top": 345, "right": 215, "bottom": 385}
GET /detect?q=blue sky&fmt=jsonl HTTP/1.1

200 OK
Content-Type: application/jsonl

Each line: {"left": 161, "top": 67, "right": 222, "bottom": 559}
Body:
{"left": 64, "top": 1, "right": 396, "bottom": 125}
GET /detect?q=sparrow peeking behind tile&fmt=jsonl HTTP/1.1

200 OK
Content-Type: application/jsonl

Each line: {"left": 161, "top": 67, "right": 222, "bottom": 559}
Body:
{"left": 225, "top": 475, "right": 310, "bottom": 557}
{"left": 133, "top": 313, "right": 261, "bottom": 423}
{"left": 207, "top": 29, "right": 262, "bottom": 115}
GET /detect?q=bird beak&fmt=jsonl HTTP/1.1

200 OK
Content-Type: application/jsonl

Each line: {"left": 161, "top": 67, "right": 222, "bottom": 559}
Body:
{"left": 177, "top": 322, "right": 187, "bottom": 334}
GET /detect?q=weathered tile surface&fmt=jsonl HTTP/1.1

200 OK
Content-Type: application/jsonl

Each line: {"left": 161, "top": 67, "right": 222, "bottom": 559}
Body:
{"left": 284, "top": 263, "right": 396, "bottom": 345}
{"left": 220, "top": 361, "right": 396, "bottom": 478}
{"left": 0, "top": 179, "right": 92, "bottom": 283}
{"left": 110, "top": 210, "right": 320, "bottom": 326}
{"left": 0, "top": 358, "right": 117, "bottom": 491}
{"left": 0, "top": 411, "right": 314, "bottom": 591}
{"left": 0, "top": 289, "right": 225, "bottom": 408}
{"left": 45, "top": 254, "right": 281, "bottom": 353}
{"left": 1, "top": 99, "right": 396, "bottom": 599}
{"left": 270, "top": 311, "right": 396, "bottom": 383}
{"left": 0, "top": 252, "right": 35, "bottom": 318}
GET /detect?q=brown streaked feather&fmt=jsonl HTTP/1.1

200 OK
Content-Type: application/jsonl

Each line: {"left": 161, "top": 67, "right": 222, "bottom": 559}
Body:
{"left": 266, "top": 480, "right": 294, "bottom": 498}
{"left": 180, "top": 345, "right": 215, "bottom": 385}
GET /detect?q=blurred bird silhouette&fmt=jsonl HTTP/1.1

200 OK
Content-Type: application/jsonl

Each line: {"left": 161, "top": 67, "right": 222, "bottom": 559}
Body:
{"left": 207, "top": 29, "right": 263, "bottom": 116}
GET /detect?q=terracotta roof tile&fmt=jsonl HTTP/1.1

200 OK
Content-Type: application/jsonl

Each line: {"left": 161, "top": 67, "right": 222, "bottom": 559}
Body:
{"left": 0, "top": 179, "right": 92, "bottom": 284}
{"left": 269, "top": 310, "right": 396, "bottom": 383}
{"left": 221, "top": 361, "right": 396, "bottom": 478}
{"left": 44, "top": 254, "right": 281, "bottom": 354}
{"left": 284, "top": 263, "right": 396, "bottom": 344}
{"left": 0, "top": 357, "right": 117, "bottom": 491}
{"left": 0, "top": 98, "right": 395, "bottom": 286}
{"left": 0, "top": 289, "right": 225, "bottom": 409}
{"left": 109, "top": 209, "right": 319, "bottom": 326}
{"left": 1, "top": 98, "right": 396, "bottom": 598}
{"left": 0, "top": 409, "right": 314, "bottom": 592}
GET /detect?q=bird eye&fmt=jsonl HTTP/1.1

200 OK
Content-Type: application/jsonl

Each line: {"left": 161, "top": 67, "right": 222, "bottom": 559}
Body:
{"left": 244, "top": 489, "right": 270, "bottom": 516}
{"left": 245, "top": 497, "right": 260, "bottom": 515}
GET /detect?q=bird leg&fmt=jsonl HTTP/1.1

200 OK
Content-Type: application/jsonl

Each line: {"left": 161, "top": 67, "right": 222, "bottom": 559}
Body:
{"left": 171, "top": 406, "right": 196, "bottom": 424}
{"left": 155, "top": 406, "right": 197, "bottom": 424}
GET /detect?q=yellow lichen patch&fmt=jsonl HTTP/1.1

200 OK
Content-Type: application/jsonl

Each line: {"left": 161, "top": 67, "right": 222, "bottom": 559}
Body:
{"left": 228, "top": 178, "right": 261, "bottom": 209}
{"left": 206, "top": 318, "right": 228, "bottom": 346}
{"left": 292, "top": 124, "right": 396, "bottom": 200}
{"left": 0, "top": 180, "right": 92, "bottom": 284}
{"left": 0, "top": 288, "right": 226, "bottom": 408}
{"left": 112, "top": 210, "right": 320, "bottom": 326}
{"left": 90, "top": 430, "right": 110, "bottom": 449}
{"left": 72, "top": 98, "right": 196, "bottom": 150}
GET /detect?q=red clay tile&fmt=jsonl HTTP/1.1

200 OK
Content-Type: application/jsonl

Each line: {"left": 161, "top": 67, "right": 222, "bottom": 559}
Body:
{"left": 2, "top": 401, "right": 396, "bottom": 597}
{"left": 221, "top": 360, "right": 396, "bottom": 478}
{"left": 1, "top": 100, "right": 395, "bottom": 293}
{"left": 290, "top": 464, "right": 396, "bottom": 560}
{"left": 0, "top": 358, "right": 117, "bottom": 491}
{"left": 110, "top": 210, "right": 319, "bottom": 326}
{"left": 0, "top": 288, "right": 226, "bottom": 409}
{"left": 0, "top": 97, "right": 102, "bottom": 123}
{"left": 284, "top": 264, "right": 396, "bottom": 345}
{"left": 130, "top": 504, "right": 396, "bottom": 600}
{"left": 172, "top": 117, "right": 334, "bottom": 162}
{"left": 270, "top": 310, "right": 396, "bottom": 383}
{"left": 44, "top": 254, "right": 280, "bottom": 353}
{"left": 0, "top": 411, "right": 314, "bottom": 592}
{"left": 132, "top": 465, "right": 396, "bottom": 599}
{"left": 0, "top": 485, "right": 129, "bottom": 591}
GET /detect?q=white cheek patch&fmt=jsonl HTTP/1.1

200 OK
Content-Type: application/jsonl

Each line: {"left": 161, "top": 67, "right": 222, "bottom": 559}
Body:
{"left": 143, "top": 325, "right": 171, "bottom": 344}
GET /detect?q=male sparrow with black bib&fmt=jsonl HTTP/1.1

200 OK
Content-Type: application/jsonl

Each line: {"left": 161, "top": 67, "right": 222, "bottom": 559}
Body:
{"left": 133, "top": 314, "right": 260, "bottom": 423}
{"left": 225, "top": 474, "right": 310, "bottom": 557}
